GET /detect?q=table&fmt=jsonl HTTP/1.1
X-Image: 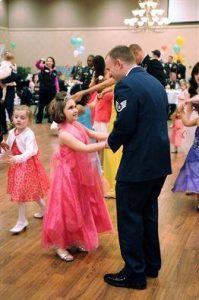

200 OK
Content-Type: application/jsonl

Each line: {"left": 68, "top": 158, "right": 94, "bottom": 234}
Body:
{"left": 166, "top": 89, "right": 180, "bottom": 104}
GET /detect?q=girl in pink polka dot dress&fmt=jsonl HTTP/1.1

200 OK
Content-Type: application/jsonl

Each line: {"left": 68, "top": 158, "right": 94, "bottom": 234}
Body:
{"left": 1, "top": 105, "right": 49, "bottom": 234}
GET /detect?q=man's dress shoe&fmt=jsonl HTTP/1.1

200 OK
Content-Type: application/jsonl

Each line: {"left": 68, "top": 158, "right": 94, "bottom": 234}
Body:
{"left": 104, "top": 272, "right": 146, "bottom": 289}
{"left": 145, "top": 269, "right": 159, "bottom": 278}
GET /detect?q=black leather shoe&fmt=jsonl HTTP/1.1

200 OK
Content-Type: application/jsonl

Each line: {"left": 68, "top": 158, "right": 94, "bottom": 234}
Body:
{"left": 145, "top": 270, "right": 159, "bottom": 278}
{"left": 104, "top": 272, "right": 146, "bottom": 289}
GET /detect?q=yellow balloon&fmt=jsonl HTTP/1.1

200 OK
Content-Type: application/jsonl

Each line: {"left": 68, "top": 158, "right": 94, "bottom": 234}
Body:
{"left": 176, "top": 35, "right": 184, "bottom": 47}
{"left": 174, "top": 53, "right": 185, "bottom": 63}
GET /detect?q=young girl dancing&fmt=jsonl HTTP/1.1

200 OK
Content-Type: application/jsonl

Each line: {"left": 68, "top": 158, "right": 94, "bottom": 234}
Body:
{"left": 42, "top": 92, "right": 113, "bottom": 262}
{"left": 0, "top": 105, "right": 49, "bottom": 233}
{"left": 170, "top": 109, "right": 184, "bottom": 153}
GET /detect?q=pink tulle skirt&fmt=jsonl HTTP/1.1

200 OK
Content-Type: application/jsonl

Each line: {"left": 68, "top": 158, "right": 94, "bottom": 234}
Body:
{"left": 42, "top": 151, "right": 113, "bottom": 251}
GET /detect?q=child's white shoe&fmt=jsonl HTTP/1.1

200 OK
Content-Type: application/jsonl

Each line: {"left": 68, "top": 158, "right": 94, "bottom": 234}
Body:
{"left": 10, "top": 220, "right": 29, "bottom": 234}
{"left": 56, "top": 248, "right": 74, "bottom": 262}
{"left": 33, "top": 212, "right": 44, "bottom": 219}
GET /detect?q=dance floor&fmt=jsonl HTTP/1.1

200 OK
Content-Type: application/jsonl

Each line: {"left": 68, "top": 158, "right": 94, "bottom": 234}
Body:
{"left": 0, "top": 123, "right": 199, "bottom": 300}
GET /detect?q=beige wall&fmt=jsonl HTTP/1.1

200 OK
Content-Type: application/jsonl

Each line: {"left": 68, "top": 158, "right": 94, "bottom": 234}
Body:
{"left": 3, "top": 0, "right": 198, "bottom": 78}
{"left": 0, "top": 0, "right": 8, "bottom": 27}
{"left": 9, "top": 25, "right": 199, "bottom": 76}
{"left": 8, "top": 0, "right": 167, "bottom": 28}
{"left": 0, "top": 27, "right": 9, "bottom": 47}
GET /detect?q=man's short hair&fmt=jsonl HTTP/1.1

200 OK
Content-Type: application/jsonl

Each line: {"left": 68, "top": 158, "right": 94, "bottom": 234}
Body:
{"left": 129, "top": 44, "right": 142, "bottom": 54}
{"left": 107, "top": 45, "right": 134, "bottom": 64}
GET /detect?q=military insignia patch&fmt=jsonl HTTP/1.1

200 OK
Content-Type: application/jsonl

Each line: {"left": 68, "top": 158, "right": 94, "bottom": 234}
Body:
{"left": 116, "top": 100, "right": 127, "bottom": 112}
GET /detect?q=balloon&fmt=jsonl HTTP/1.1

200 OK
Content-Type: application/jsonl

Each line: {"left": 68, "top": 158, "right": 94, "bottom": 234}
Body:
{"left": 77, "top": 45, "right": 85, "bottom": 54}
{"left": 176, "top": 35, "right": 184, "bottom": 47}
{"left": 75, "top": 37, "right": 83, "bottom": 47}
{"left": 73, "top": 49, "right": 79, "bottom": 58}
{"left": 79, "top": 45, "right": 85, "bottom": 51}
{"left": 10, "top": 42, "right": 16, "bottom": 49}
{"left": 173, "top": 44, "right": 181, "bottom": 54}
{"left": 161, "top": 45, "right": 167, "bottom": 51}
{"left": 70, "top": 37, "right": 83, "bottom": 47}
{"left": 70, "top": 37, "right": 77, "bottom": 46}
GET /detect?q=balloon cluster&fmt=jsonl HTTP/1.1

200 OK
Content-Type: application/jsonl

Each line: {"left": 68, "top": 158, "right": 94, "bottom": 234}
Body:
{"left": 173, "top": 35, "right": 185, "bottom": 62}
{"left": 70, "top": 37, "right": 85, "bottom": 58}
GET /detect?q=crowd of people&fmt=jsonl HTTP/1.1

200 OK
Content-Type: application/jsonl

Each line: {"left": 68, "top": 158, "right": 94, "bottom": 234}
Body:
{"left": 0, "top": 44, "right": 199, "bottom": 290}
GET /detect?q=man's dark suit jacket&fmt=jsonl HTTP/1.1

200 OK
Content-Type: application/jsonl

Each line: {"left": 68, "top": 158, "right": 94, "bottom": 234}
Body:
{"left": 147, "top": 59, "right": 166, "bottom": 87}
{"left": 108, "top": 67, "right": 171, "bottom": 183}
{"left": 141, "top": 54, "right": 151, "bottom": 69}
{"left": 176, "top": 63, "right": 186, "bottom": 79}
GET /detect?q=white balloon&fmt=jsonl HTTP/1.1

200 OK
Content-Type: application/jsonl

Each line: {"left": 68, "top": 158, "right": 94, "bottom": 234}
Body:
{"left": 73, "top": 49, "right": 79, "bottom": 57}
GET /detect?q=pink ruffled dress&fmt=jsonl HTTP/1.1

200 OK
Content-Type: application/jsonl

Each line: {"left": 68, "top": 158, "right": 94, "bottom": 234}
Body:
{"left": 8, "top": 137, "right": 49, "bottom": 202}
{"left": 170, "top": 118, "right": 184, "bottom": 148}
{"left": 42, "top": 121, "right": 113, "bottom": 251}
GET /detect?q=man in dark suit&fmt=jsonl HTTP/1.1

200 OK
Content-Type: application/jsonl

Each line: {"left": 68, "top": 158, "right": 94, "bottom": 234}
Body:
{"left": 104, "top": 46, "right": 171, "bottom": 289}
{"left": 147, "top": 50, "right": 166, "bottom": 87}
{"left": 176, "top": 59, "right": 186, "bottom": 79}
{"left": 129, "top": 44, "right": 150, "bottom": 69}
{"left": 81, "top": 54, "right": 94, "bottom": 89}
{"left": 164, "top": 55, "right": 177, "bottom": 79}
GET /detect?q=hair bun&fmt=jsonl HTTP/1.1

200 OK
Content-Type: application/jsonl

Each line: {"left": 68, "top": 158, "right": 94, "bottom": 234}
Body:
{"left": 55, "top": 91, "right": 67, "bottom": 102}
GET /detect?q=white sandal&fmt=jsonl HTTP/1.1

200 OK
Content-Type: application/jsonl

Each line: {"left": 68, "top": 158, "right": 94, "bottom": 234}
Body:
{"left": 77, "top": 246, "right": 87, "bottom": 252}
{"left": 56, "top": 249, "right": 74, "bottom": 262}
{"left": 33, "top": 212, "right": 44, "bottom": 219}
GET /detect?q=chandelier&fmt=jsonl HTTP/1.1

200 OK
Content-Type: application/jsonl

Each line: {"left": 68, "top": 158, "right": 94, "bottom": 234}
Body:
{"left": 124, "top": 0, "right": 170, "bottom": 31}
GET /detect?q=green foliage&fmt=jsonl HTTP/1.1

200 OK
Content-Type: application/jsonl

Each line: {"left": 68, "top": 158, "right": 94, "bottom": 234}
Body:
{"left": 17, "top": 66, "right": 32, "bottom": 80}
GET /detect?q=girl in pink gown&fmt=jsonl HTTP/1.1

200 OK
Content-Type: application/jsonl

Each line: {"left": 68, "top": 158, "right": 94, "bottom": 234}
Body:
{"left": 42, "top": 92, "right": 113, "bottom": 262}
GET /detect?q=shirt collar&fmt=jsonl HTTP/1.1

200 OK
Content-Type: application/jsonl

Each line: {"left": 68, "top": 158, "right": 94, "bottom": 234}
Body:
{"left": 126, "top": 65, "right": 140, "bottom": 76}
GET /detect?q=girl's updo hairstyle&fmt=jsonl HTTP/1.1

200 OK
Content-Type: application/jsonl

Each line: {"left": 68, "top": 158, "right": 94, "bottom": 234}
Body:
{"left": 49, "top": 91, "right": 68, "bottom": 123}
{"left": 4, "top": 51, "right": 15, "bottom": 61}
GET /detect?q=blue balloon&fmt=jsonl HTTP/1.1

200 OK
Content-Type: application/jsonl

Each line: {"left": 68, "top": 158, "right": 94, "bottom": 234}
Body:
{"left": 173, "top": 44, "right": 181, "bottom": 54}
{"left": 75, "top": 37, "right": 83, "bottom": 46}
{"left": 79, "top": 45, "right": 85, "bottom": 51}
{"left": 70, "top": 37, "right": 77, "bottom": 46}
{"left": 77, "top": 45, "right": 85, "bottom": 54}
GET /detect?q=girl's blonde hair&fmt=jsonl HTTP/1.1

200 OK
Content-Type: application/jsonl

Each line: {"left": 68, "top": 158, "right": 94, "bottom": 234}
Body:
{"left": 180, "top": 79, "right": 188, "bottom": 87}
{"left": 13, "top": 105, "right": 33, "bottom": 123}
{"left": 3, "top": 51, "right": 15, "bottom": 61}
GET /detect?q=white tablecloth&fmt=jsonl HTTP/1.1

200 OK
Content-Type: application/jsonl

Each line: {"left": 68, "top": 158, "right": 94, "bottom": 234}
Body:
{"left": 166, "top": 90, "right": 180, "bottom": 104}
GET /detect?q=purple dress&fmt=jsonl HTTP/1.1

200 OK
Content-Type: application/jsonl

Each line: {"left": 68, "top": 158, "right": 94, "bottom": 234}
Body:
{"left": 173, "top": 127, "right": 199, "bottom": 193}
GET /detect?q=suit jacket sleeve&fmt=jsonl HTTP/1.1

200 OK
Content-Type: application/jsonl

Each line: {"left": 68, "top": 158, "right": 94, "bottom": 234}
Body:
{"left": 108, "top": 81, "right": 138, "bottom": 152}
